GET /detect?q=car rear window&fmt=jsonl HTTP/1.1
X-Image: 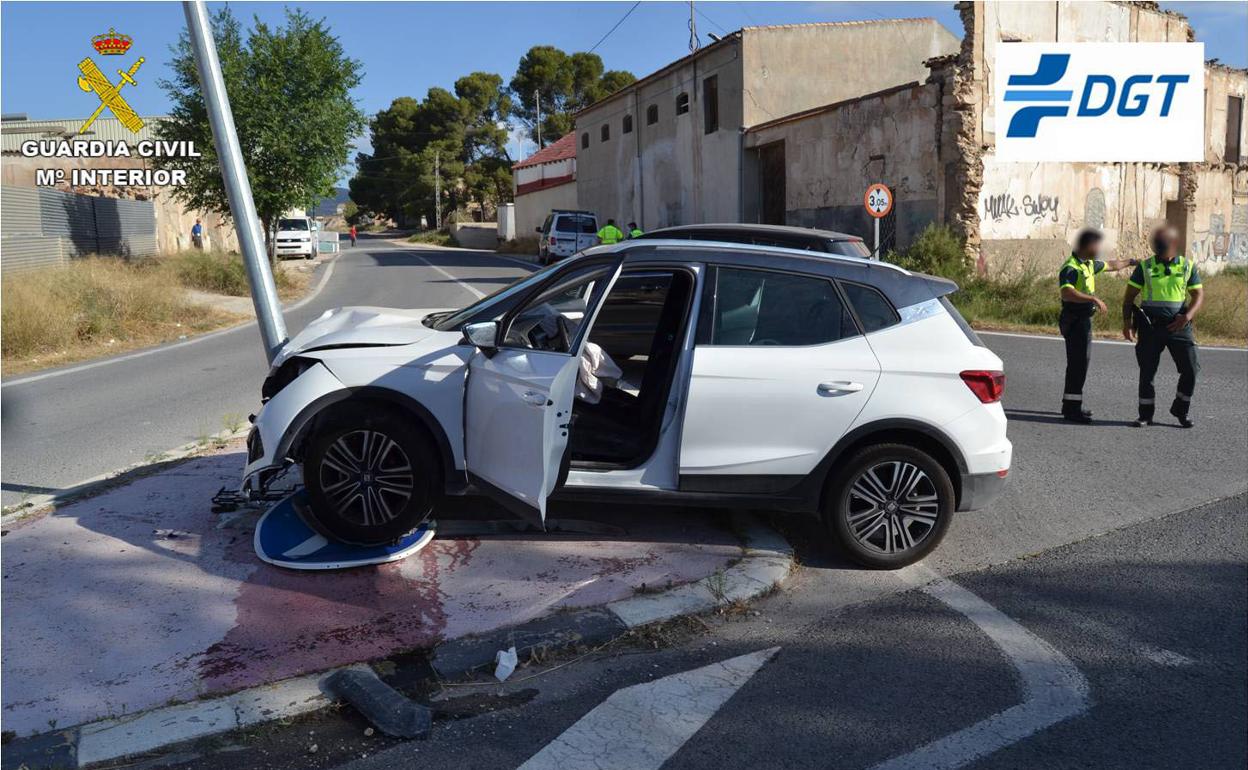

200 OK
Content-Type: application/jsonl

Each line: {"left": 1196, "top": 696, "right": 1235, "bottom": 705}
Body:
{"left": 829, "top": 240, "right": 871, "bottom": 258}
{"left": 278, "top": 219, "right": 309, "bottom": 231}
{"left": 840, "top": 282, "right": 900, "bottom": 333}
{"left": 555, "top": 215, "right": 596, "bottom": 234}
{"left": 709, "top": 268, "right": 857, "bottom": 346}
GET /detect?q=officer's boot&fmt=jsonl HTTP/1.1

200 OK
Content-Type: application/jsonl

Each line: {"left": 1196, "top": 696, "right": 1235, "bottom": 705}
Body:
{"left": 1134, "top": 400, "right": 1155, "bottom": 428}
{"left": 1169, "top": 394, "right": 1194, "bottom": 428}
{"left": 1061, "top": 398, "right": 1092, "bottom": 424}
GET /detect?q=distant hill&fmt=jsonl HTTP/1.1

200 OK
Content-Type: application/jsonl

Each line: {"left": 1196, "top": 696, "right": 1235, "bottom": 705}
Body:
{"left": 312, "top": 188, "right": 351, "bottom": 217}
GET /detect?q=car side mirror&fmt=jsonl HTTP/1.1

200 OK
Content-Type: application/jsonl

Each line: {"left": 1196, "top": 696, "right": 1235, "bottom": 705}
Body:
{"left": 535, "top": 226, "right": 543, "bottom": 233}
{"left": 464, "top": 321, "right": 499, "bottom": 352}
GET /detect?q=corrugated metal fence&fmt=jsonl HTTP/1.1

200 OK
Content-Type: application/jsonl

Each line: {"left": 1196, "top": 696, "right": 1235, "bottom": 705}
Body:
{"left": 1, "top": 186, "right": 157, "bottom": 272}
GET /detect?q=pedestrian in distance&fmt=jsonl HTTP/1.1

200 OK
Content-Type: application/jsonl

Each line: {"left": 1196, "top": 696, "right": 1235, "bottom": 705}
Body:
{"left": 597, "top": 218, "right": 624, "bottom": 245}
{"left": 1122, "top": 226, "right": 1204, "bottom": 428}
{"left": 1057, "top": 229, "right": 1137, "bottom": 423}
{"left": 349, "top": 224, "right": 357, "bottom": 248}
{"left": 190, "top": 218, "right": 204, "bottom": 250}
{"left": 627, "top": 222, "right": 643, "bottom": 239}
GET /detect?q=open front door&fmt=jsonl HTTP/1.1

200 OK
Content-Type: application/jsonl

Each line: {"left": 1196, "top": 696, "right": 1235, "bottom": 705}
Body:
{"left": 465, "top": 256, "right": 625, "bottom": 526}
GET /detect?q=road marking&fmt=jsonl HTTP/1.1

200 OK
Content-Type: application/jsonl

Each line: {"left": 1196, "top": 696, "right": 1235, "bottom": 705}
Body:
{"left": 978, "top": 329, "right": 1246, "bottom": 353}
{"left": 1055, "top": 608, "right": 1195, "bottom": 667}
{"left": 409, "top": 253, "right": 487, "bottom": 299}
{"left": 1, "top": 257, "right": 340, "bottom": 389}
{"left": 517, "top": 647, "right": 779, "bottom": 770}
{"left": 871, "top": 570, "right": 1090, "bottom": 770}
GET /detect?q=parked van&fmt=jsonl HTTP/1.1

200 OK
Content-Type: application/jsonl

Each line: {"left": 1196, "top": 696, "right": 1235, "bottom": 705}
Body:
{"left": 537, "top": 210, "right": 598, "bottom": 265}
{"left": 274, "top": 216, "right": 316, "bottom": 260}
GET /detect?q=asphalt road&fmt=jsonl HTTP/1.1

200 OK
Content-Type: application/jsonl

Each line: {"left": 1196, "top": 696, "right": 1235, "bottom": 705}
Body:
{"left": 326, "top": 494, "right": 1244, "bottom": 770}
{"left": 0, "top": 236, "right": 533, "bottom": 508}
{"left": 42, "top": 243, "right": 1230, "bottom": 770}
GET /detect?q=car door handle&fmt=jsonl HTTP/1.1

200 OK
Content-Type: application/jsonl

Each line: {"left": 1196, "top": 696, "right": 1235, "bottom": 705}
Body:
{"left": 818, "top": 381, "right": 863, "bottom": 394}
{"left": 522, "top": 390, "right": 547, "bottom": 406}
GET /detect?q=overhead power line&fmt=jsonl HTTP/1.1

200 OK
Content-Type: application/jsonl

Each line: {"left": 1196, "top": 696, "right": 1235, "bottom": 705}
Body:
{"left": 589, "top": 1, "right": 642, "bottom": 53}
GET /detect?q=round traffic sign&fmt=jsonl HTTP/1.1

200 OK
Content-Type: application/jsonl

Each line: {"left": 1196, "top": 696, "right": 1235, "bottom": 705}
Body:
{"left": 864, "top": 184, "right": 893, "bottom": 219}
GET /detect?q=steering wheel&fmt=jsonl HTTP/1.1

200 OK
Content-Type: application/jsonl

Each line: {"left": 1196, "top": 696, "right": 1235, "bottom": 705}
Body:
{"left": 752, "top": 338, "right": 782, "bottom": 346}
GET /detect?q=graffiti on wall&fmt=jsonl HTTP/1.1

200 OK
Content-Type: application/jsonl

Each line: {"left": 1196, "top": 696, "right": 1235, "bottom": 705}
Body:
{"left": 981, "top": 192, "right": 1060, "bottom": 223}
{"left": 1189, "top": 205, "right": 1248, "bottom": 264}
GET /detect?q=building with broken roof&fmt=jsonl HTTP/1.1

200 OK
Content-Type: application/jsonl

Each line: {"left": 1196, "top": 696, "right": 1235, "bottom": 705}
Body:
{"left": 573, "top": 18, "right": 960, "bottom": 231}
{"left": 573, "top": 2, "right": 1247, "bottom": 276}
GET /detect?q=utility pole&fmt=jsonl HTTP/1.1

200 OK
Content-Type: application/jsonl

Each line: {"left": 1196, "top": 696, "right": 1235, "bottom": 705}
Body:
{"left": 689, "top": 0, "right": 699, "bottom": 53}
{"left": 434, "top": 149, "right": 442, "bottom": 230}
{"left": 535, "top": 89, "right": 543, "bottom": 149}
{"left": 182, "top": 0, "right": 286, "bottom": 362}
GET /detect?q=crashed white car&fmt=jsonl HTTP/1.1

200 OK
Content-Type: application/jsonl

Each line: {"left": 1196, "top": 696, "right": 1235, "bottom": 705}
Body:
{"left": 244, "top": 241, "right": 1011, "bottom": 568}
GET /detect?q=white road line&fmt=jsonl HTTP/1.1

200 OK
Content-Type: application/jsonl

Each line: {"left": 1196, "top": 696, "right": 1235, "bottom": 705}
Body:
{"left": 871, "top": 571, "right": 1090, "bottom": 770}
{"left": 409, "top": 253, "right": 487, "bottom": 299}
{"left": 1058, "top": 609, "right": 1195, "bottom": 667}
{"left": 1, "top": 258, "right": 339, "bottom": 389}
{"left": 517, "top": 647, "right": 779, "bottom": 770}
{"left": 978, "top": 329, "right": 1246, "bottom": 353}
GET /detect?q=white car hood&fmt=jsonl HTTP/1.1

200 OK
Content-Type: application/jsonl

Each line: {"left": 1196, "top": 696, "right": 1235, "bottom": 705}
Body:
{"left": 275, "top": 306, "right": 451, "bottom": 365}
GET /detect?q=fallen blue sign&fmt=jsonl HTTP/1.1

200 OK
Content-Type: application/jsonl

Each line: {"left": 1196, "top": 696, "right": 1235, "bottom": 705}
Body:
{"left": 254, "top": 490, "right": 436, "bottom": 570}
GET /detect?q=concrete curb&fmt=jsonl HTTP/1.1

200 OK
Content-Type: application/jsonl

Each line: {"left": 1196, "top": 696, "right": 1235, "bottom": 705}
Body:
{"left": 0, "top": 513, "right": 792, "bottom": 768}
{"left": 0, "top": 425, "right": 252, "bottom": 523}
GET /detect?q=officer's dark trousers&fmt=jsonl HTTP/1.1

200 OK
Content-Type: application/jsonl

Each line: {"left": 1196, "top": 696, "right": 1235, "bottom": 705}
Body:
{"left": 1135, "top": 320, "right": 1199, "bottom": 420}
{"left": 1059, "top": 310, "right": 1092, "bottom": 414}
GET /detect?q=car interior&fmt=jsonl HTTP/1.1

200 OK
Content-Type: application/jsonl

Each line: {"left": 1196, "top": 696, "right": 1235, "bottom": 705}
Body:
{"left": 501, "top": 264, "right": 695, "bottom": 470}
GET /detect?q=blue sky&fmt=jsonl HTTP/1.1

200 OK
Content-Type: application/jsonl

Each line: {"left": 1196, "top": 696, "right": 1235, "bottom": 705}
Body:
{"left": 3, "top": 1, "right": 1244, "bottom": 171}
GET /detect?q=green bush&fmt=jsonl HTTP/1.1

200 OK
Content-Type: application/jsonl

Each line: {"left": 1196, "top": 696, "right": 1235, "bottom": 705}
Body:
{"left": 889, "top": 224, "right": 969, "bottom": 281}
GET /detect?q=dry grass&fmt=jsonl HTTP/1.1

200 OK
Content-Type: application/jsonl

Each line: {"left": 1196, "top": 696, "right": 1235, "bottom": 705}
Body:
{"left": 496, "top": 236, "right": 539, "bottom": 256}
{"left": 2, "top": 257, "right": 246, "bottom": 374}
{"left": 2, "top": 250, "right": 314, "bottom": 375}
{"left": 951, "top": 266, "right": 1248, "bottom": 348}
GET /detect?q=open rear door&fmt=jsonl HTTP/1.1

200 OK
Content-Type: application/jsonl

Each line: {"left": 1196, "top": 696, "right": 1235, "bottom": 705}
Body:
{"left": 464, "top": 256, "right": 625, "bottom": 526}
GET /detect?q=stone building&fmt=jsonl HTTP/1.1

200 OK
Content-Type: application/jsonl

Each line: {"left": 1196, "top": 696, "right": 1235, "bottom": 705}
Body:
{"left": 740, "top": 1, "right": 1247, "bottom": 274}
{"left": 512, "top": 131, "right": 578, "bottom": 237}
{"left": 573, "top": 19, "right": 960, "bottom": 230}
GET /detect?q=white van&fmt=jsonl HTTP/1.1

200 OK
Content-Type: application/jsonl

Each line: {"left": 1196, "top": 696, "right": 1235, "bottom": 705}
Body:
{"left": 537, "top": 210, "right": 598, "bottom": 265}
{"left": 274, "top": 216, "right": 316, "bottom": 260}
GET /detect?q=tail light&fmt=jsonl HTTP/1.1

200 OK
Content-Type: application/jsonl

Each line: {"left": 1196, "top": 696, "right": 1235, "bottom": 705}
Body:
{"left": 960, "top": 370, "right": 1005, "bottom": 403}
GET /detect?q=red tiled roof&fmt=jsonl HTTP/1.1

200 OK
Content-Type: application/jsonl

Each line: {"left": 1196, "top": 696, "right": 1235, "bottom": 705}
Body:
{"left": 513, "top": 132, "right": 577, "bottom": 169}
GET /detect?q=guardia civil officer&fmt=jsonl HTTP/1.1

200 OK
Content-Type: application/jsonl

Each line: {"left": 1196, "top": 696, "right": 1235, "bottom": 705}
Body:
{"left": 1121, "top": 226, "right": 1204, "bottom": 428}
{"left": 627, "top": 222, "right": 644, "bottom": 239}
{"left": 596, "top": 218, "right": 624, "bottom": 245}
{"left": 1057, "top": 229, "right": 1137, "bottom": 423}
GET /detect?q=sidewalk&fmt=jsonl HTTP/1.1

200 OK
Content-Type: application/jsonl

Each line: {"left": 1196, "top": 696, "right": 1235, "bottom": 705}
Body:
{"left": 0, "top": 443, "right": 750, "bottom": 739}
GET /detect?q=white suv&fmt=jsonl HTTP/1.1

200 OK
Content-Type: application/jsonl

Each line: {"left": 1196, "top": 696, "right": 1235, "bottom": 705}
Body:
{"left": 243, "top": 240, "right": 1011, "bottom": 568}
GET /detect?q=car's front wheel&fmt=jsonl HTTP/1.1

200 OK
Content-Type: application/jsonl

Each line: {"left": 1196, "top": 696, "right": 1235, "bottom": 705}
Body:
{"left": 824, "top": 443, "right": 954, "bottom": 569}
{"left": 302, "top": 410, "right": 439, "bottom": 545}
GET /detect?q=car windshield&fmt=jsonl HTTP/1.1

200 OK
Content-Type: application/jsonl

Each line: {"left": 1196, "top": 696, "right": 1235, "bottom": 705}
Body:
{"left": 555, "top": 215, "right": 596, "bottom": 234}
{"left": 278, "top": 219, "right": 309, "bottom": 231}
{"left": 425, "top": 261, "right": 563, "bottom": 331}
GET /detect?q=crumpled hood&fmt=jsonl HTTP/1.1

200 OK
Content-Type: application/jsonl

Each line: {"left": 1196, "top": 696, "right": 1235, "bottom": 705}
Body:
{"left": 274, "top": 306, "right": 451, "bottom": 365}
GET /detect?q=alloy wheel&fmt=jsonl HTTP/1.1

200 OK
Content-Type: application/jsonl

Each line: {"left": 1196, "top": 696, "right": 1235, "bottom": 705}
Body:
{"left": 845, "top": 460, "right": 941, "bottom": 555}
{"left": 317, "top": 429, "right": 415, "bottom": 526}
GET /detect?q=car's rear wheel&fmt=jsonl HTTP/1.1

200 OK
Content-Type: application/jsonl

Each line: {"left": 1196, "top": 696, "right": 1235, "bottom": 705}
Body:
{"left": 824, "top": 443, "right": 954, "bottom": 569}
{"left": 302, "top": 410, "right": 439, "bottom": 545}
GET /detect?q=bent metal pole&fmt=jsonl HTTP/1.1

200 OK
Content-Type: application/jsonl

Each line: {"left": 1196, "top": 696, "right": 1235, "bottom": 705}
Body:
{"left": 182, "top": 0, "right": 287, "bottom": 361}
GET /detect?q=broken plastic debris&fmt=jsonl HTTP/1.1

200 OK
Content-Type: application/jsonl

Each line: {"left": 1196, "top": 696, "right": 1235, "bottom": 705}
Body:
{"left": 324, "top": 668, "right": 431, "bottom": 739}
{"left": 494, "top": 646, "right": 518, "bottom": 681}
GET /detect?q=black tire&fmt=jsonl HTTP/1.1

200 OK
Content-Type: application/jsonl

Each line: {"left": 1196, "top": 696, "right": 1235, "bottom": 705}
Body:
{"left": 823, "top": 443, "right": 954, "bottom": 569}
{"left": 302, "top": 408, "right": 439, "bottom": 545}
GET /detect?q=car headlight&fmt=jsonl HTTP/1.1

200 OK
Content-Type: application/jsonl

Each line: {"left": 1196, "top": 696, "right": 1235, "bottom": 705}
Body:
{"left": 261, "top": 356, "right": 317, "bottom": 402}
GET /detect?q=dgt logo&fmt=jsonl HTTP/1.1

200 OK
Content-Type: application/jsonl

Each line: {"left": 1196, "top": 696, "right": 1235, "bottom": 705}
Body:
{"left": 995, "top": 43, "right": 1204, "bottom": 162}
